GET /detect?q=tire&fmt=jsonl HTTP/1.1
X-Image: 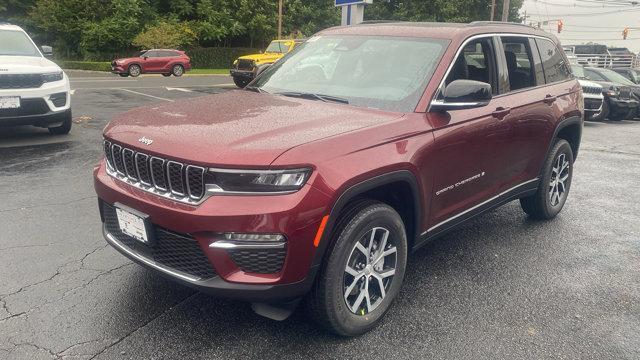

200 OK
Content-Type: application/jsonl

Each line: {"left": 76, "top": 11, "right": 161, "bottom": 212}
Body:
{"left": 118, "top": 73, "right": 129, "bottom": 77}
{"left": 172, "top": 64, "right": 184, "bottom": 77}
{"left": 162, "top": 73, "right": 171, "bottom": 77}
{"left": 520, "top": 139, "right": 573, "bottom": 220}
{"left": 48, "top": 111, "right": 72, "bottom": 135}
{"left": 307, "top": 200, "right": 408, "bottom": 336}
{"left": 128, "top": 64, "right": 141, "bottom": 77}
{"left": 590, "top": 99, "right": 608, "bottom": 121}
{"left": 233, "top": 76, "right": 250, "bottom": 88}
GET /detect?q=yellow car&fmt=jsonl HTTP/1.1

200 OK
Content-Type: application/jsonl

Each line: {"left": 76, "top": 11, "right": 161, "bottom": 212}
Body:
{"left": 230, "top": 39, "right": 304, "bottom": 88}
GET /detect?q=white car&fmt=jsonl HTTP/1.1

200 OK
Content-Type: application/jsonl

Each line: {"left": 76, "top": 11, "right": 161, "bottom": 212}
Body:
{"left": 567, "top": 54, "right": 604, "bottom": 120}
{"left": 0, "top": 23, "right": 71, "bottom": 134}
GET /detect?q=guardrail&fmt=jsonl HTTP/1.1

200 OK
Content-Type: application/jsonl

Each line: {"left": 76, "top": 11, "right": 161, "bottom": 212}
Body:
{"left": 574, "top": 54, "right": 640, "bottom": 69}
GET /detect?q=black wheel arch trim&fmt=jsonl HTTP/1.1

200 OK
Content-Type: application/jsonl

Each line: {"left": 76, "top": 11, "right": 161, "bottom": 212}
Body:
{"left": 311, "top": 170, "right": 422, "bottom": 268}
{"left": 545, "top": 115, "right": 582, "bottom": 169}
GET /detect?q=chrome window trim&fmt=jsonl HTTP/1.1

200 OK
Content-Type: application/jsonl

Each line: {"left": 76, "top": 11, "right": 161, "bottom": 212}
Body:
{"left": 428, "top": 32, "right": 561, "bottom": 112}
{"left": 166, "top": 161, "right": 186, "bottom": 196}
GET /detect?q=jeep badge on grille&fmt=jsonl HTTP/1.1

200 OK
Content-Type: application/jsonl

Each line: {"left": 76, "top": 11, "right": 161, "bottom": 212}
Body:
{"left": 138, "top": 136, "right": 153, "bottom": 145}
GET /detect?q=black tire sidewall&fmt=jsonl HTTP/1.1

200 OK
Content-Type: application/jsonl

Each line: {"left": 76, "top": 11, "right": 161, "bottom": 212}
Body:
{"left": 321, "top": 204, "right": 407, "bottom": 336}
{"left": 539, "top": 139, "right": 573, "bottom": 218}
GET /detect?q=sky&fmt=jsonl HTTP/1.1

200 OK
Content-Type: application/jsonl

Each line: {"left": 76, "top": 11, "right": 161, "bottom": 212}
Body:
{"left": 520, "top": 0, "right": 640, "bottom": 52}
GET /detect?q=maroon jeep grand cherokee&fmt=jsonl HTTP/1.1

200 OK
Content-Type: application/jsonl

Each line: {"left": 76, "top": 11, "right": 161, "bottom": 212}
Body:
{"left": 94, "top": 22, "right": 582, "bottom": 336}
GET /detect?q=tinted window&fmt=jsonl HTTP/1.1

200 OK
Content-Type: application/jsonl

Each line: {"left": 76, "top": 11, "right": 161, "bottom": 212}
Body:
{"left": 145, "top": 51, "right": 160, "bottom": 57}
{"left": 445, "top": 37, "right": 496, "bottom": 94}
{"left": 501, "top": 36, "right": 536, "bottom": 91}
{"left": 536, "top": 39, "right": 572, "bottom": 83}
{"left": 159, "top": 50, "right": 178, "bottom": 57}
{"left": 254, "top": 35, "right": 447, "bottom": 112}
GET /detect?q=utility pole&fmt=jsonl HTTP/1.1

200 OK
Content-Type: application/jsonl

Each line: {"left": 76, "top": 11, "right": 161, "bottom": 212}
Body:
{"left": 501, "top": 0, "right": 510, "bottom": 22}
{"left": 490, "top": 0, "right": 496, "bottom": 21}
{"left": 278, "top": 0, "right": 283, "bottom": 39}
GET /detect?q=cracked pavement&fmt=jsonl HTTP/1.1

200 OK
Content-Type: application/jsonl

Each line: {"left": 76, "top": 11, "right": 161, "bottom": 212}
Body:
{"left": 0, "top": 72, "right": 639, "bottom": 359}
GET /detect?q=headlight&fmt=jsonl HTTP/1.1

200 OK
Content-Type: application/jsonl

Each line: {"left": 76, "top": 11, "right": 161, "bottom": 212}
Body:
{"left": 206, "top": 168, "right": 311, "bottom": 194}
{"left": 605, "top": 86, "right": 619, "bottom": 97}
{"left": 42, "top": 71, "right": 63, "bottom": 83}
{"left": 115, "top": 60, "right": 123, "bottom": 65}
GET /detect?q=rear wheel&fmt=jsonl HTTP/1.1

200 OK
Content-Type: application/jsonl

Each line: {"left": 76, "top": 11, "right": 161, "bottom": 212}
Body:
{"left": 128, "top": 64, "right": 141, "bottom": 77}
{"left": 48, "top": 111, "right": 72, "bottom": 135}
{"left": 307, "top": 200, "right": 407, "bottom": 336}
{"left": 233, "top": 76, "right": 250, "bottom": 88}
{"left": 172, "top": 64, "right": 184, "bottom": 77}
{"left": 520, "top": 139, "right": 573, "bottom": 220}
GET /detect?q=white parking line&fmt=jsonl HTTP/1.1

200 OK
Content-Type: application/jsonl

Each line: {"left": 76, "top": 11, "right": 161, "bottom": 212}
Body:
{"left": 71, "top": 79, "right": 137, "bottom": 82}
{"left": 165, "top": 87, "right": 193, "bottom": 92}
{"left": 120, "top": 89, "right": 174, "bottom": 102}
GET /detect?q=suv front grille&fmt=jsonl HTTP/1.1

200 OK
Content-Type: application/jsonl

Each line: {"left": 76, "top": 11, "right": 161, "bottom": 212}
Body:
{"left": 237, "top": 59, "right": 255, "bottom": 71}
{"left": 104, "top": 140, "right": 206, "bottom": 204}
{"left": 0, "top": 74, "right": 44, "bottom": 89}
{"left": 227, "top": 248, "right": 287, "bottom": 274}
{"left": 582, "top": 85, "right": 601, "bottom": 95}
{"left": 102, "top": 202, "right": 217, "bottom": 280}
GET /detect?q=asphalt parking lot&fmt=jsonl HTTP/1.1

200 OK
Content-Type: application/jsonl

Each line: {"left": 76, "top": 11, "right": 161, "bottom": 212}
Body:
{"left": 1, "top": 72, "right": 639, "bottom": 360}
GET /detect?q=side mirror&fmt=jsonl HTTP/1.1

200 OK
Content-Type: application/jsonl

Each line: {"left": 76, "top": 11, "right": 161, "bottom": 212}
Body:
{"left": 41, "top": 45, "right": 53, "bottom": 58}
{"left": 430, "top": 79, "right": 492, "bottom": 111}
{"left": 143, "top": 56, "right": 148, "bottom": 60}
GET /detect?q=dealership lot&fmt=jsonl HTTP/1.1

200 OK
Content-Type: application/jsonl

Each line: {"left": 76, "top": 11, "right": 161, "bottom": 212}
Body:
{"left": 0, "top": 72, "right": 639, "bottom": 359}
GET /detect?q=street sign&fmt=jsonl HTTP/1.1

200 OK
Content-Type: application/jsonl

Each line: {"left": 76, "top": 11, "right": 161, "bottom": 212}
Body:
{"left": 335, "top": 0, "right": 372, "bottom": 5}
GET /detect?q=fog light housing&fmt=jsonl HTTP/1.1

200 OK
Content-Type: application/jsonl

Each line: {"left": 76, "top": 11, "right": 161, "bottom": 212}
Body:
{"left": 49, "top": 92, "right": 67, "bottom": 107}
{"left": 209, "top": 233, "right": 287, "bottom": 249}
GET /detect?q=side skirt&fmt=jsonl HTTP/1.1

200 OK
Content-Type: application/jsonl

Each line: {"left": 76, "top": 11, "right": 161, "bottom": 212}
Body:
{"left": 413, "top": 178, "right": 540, "bottom": 250}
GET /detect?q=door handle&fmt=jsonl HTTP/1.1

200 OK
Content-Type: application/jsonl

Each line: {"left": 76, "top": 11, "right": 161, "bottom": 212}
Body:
{"left": 543, "top": 94, "right": 557, "bottom": 104}
{"left": 492, "top": 107, "right": 511, "bottom": 119}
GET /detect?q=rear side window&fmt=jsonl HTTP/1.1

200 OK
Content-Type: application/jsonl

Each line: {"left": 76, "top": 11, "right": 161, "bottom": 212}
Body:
{"left": 500, "top": 36, "right": 536, "bottom": 91}
{"left": 536, "top": 39, "right": 572, "bottom": 83}
{"left": 160, "top": 51, "right": 179, "bottom": 57}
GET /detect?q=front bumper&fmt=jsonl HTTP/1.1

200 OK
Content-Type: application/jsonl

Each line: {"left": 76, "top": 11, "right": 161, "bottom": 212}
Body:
{"left": 609, "top": 98, "right": 639, "bottom": 109}
{"left": 93, "top": 161, "right": 331, "bottom": 301}
{"left": 230, "top": 69, "right": 256, "bottom": 80}
{"left": 0, "top": 78, "right": 71, "bottom": 127}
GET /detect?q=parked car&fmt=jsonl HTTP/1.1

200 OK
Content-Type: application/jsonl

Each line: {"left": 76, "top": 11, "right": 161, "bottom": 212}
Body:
{"left": 612, "top": 68, "right": 640, "bottom": 84}
{"left": 111, "top": 49, "right": 191, "bottom": 77}
{"left": 565, "top": 43, "right": 611, "bottom": 67}
{"left": 230, "top": 39, "right": 304, "bottom": 88}
{"left": 0, "top": 23, "right": 72, "bottom": 134}
{"left": 567, "top": 56, "right": 604, "bottom": 120}
{"left": 95, "top": 22, "right": 582, "bottom": 336}
{"left": 583, "top": 67, "right": 640, "bottom": 120}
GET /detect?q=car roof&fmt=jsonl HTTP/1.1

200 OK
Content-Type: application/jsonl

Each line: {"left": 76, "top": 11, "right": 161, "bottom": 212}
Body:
{"left": 319, "top": 21, "right": 555, "bottom": 42}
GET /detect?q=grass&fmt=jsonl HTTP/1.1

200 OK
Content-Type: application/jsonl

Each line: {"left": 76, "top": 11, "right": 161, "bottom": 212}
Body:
{"left": 188, "top": 68, "right": 229, "bottom": 75}
{"left": 58, "top": 61, "right": 229, "bottom": 75}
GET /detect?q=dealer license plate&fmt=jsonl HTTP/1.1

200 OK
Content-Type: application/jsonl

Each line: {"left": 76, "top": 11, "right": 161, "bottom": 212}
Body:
{"left": 0, "top": 97, "right": 20, "bottom": 109}
{"left": 115, "top": 206, "right": 149, "bottom": 243}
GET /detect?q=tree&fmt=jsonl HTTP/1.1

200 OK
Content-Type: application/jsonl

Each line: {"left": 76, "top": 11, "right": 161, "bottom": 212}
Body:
{"left": 133, "top": 21, "right": 197, "bottom": 49}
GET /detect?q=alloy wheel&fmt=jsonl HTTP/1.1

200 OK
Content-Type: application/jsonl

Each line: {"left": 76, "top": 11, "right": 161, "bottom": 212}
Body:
{"left": 343, "top": 227, "right": 397, "bottom": 315}
{"left": 549, "top": 153, "right": 570, "bottom": 207}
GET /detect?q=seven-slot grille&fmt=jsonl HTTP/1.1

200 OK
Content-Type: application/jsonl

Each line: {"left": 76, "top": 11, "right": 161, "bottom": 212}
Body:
{"left": 103, "top": 140, "right": 206, "bottom": 201}
{"left": 581, "top": 85, "right": 602, "bottom": 95}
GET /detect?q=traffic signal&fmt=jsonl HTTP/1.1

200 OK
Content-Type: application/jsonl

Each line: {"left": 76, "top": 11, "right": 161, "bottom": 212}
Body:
{"left": 623, "top": 27, "right": 629, "bottom": 40}
{"left": 557, "top": 20, "right": 564, "bottom": 34}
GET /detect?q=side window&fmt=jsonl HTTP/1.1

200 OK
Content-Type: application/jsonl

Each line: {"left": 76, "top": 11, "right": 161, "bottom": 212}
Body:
{"left": 445, "top": 37, "right": 497, "bottom": 94}
{"left": 145, "top": 50, "right": 158, "bottom": 58}
{"left": 584, "top": 68, "right": 605, "bottom": 82}
{"left": 500, "top": 36, "right": 536, "bottom": 91}
{"left": 536, "top": 38, "right": 572, "bottom": 83}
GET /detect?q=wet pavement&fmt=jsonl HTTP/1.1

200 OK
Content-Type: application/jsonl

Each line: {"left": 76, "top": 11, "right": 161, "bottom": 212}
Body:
{"left": 0, "top": 72, "right": 639, "bottom": 359}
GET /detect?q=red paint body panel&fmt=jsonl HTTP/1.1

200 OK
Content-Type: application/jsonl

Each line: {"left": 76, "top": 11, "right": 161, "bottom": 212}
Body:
{"left": 94, "top": 22, "right": 582, "bottom": 301}
{"left": 111, "top": 49, "right": 191, "bottom": 75}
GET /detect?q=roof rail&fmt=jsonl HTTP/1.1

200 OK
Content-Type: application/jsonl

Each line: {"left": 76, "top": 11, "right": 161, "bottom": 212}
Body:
{"left": 359, "top": 20, "right": 403, "bottom": 24}
{"left": 468, "top": 21, "right": 536, "bottom": 29}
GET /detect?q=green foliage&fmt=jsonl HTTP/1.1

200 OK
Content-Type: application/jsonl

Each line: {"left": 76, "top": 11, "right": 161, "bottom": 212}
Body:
{"left": 5, "top": 0, "right": 525, "bottom": 61}
{"left": 56, "top": 61, "right": 112, "bottom": 71}
{"left": 133, "top": 21, "right": 198, "bottom": 49}
{"left": 186, "top": 47, "right": 261, "bottom": 68}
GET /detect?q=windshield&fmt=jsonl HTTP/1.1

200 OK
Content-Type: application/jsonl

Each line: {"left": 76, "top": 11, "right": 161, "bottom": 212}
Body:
{"left": 0, "top": 30, "right": 40, "bottom": 57}
{"left": 571, "top": 65, "right": 586, "bottom": 79}
{"left": 265, "top": 42, "right": 289, "bottom": 54}
{"left": 253, "top": 35, "right": 448, "bottom": 112}
{"left": 598, "top": 68, "right": 635, "bottom": 85}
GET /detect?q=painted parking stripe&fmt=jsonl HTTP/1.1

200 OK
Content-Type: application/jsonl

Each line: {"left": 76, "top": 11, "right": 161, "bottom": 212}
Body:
{"left": 120, "top": 89, "right": 174, "bottom": 102}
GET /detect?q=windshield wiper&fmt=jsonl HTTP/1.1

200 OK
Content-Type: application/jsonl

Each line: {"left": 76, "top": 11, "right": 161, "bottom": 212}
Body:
{"left": 245, "top": 85, "right": 268, "bottom": 94}
{"left": 275, "top": 91, "right": 349, "bottom": 104}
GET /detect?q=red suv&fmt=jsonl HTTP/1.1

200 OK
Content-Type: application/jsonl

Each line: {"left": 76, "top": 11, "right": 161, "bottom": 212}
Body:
{"left": 111, "top": 49, "right": 191, "bottom": 77}
{"left": 95, "top": 22, "right": 582, "bottom": 336}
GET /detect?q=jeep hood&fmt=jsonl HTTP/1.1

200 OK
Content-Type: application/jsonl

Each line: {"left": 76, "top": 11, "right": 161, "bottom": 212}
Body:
{"left": 237, "top": 53, "right": 283, "bottom": 63}
{"left": 0, "top": 56, "right": 61, "bottom": 74}
{"left": 104, "top": 90, "right": 402, "bottom": 166}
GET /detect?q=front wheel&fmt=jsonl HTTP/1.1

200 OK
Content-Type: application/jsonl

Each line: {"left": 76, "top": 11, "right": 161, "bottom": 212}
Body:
{"left": 128, "top": 64, "right": 141, "bottom": 77}
{"left": 520, "top": 139, "right": 573, "bottom": 220}
{"left": 118, "top": 73, "right": 129, "bottom": 77}
{"left": 233, "top": 76, "right": 250, "bottom": 88}
{"left": 307, "top": 200, "right": 407, "bottom": 336}
{"left": 172, "top": 64, "right": 184, "bottom": 77}
{"left": 48, "top": 111, "right": 72, "bottom": 135}
{"left": 162, "top": 73, "right": 171, "bottom": 77}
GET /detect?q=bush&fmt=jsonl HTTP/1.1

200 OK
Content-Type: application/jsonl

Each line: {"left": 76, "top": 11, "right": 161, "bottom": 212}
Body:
{"left": 57, "top": 61, "right": 112, "bottom": 72}
{"left": 186, "top": 47, "right": 261, "bottom": 69}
